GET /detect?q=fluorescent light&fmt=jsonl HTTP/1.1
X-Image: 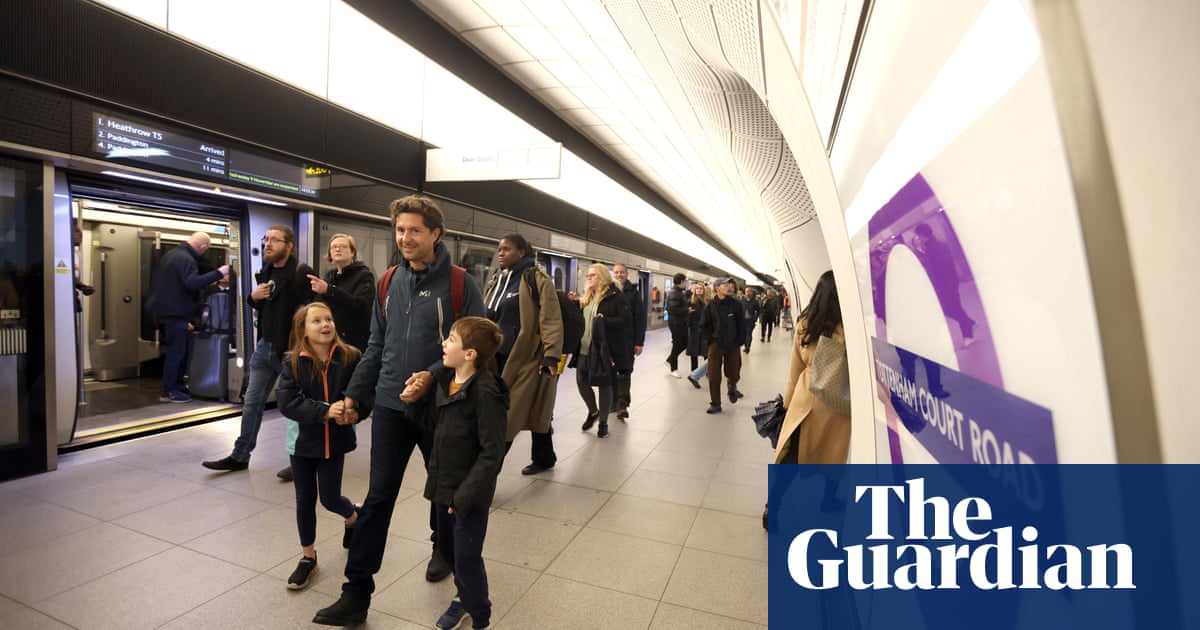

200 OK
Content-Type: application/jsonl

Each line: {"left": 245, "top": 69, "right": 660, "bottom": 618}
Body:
{"left": 100, "top": 170, "right": 289, "bottom": 206}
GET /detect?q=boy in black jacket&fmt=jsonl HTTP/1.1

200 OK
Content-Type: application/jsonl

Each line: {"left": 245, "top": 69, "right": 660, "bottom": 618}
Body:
{"left": 408, "top": 316, "right": 507, "bottom": 630}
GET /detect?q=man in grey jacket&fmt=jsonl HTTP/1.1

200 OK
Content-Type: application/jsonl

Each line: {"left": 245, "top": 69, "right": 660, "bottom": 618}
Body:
{"left": 314, "top": 196, "right": 485, "bottom": 627}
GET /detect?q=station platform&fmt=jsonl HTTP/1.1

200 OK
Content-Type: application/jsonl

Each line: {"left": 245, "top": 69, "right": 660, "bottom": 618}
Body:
{"left": 0, "top": 326, "right": 787, "bottom": 628}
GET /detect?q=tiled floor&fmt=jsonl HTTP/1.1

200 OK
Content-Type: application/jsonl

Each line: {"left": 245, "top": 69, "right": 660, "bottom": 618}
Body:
{"left": 0, "top": 326, "right": 792, "bottom": 629}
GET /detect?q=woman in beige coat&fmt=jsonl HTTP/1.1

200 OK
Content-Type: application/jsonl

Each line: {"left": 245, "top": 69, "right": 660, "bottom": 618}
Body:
{"left": 768, "top": 271, "right": 849, "bottom": 526}
{"left": 484, "top": 234, "right": 564, "bottom": 475}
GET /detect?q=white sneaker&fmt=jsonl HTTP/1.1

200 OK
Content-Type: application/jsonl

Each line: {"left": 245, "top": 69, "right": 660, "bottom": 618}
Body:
{"left": 670, "top": 370, "right": 681, "bottom": 379}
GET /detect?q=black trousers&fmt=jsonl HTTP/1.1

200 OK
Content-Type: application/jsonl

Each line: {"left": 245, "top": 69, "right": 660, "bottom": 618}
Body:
{"left": 707, "top": 343, "right": 742, "bottom": 406}
{"left": 291, "top": 453, "right": 355, "bottom": 547}
{"left": 435, "top": 503, "right": 491, "bottom": 627}
{"left": 666, "top": 322, "right": 688, "bottom": 371}
{"left": 343, "top": 406, "right": 434, "bottom": 596}
{"left": 762, "top": 317, "right": 776, "bottom": 340}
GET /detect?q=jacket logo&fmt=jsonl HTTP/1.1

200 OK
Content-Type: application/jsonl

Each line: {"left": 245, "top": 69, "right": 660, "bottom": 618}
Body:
{"left": 418, "top": 290, "right": 432, "bottom": 297}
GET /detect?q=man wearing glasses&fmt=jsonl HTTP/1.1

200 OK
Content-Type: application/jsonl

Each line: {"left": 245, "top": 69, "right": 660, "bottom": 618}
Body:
{"left": 203, "top": 225, "right": 315, "bottom": 473}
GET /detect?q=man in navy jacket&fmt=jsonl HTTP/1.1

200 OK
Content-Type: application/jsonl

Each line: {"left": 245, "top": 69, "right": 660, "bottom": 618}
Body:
{"left": 314, "top": 196, "right": 485, "bottom": 627}
{"left": 151, "top": 232, "right": 229, "bottom": 403}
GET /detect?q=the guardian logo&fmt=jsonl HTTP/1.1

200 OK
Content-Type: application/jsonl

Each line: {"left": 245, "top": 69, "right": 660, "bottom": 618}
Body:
{"left": 788, "top": 478, "right": 1134, "bottom": 591}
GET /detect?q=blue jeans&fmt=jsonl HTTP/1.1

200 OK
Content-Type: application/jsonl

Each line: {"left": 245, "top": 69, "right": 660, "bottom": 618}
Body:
{"left": 690, "top": 361, "right": 708, "bottom": 381}
{"left": 160, "top": 318, "right": 191, "bottom": 395}
{"left": 231, "top": 340, "right": 283, "bottom": 463}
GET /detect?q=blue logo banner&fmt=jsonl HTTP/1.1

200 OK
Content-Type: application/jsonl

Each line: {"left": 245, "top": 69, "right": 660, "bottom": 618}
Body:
{"left": 767, "top": 465, "right": 1199, "bottom": 629}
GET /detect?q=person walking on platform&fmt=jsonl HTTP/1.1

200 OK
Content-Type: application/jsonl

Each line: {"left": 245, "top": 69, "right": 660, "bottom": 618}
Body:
{"left": 571, "top": 264, "right": 630, "bottom": 439}
{"left": 761, "top": 289, "right": 782, "bottom": 342}
{"left": 151, "top": 232, "right": 229, "bottom": 403}
{"left": 611, "top": 263, "right": 645, "bottom": 420}
{"left": 313, "top": 196, "right": 485, "bottom": 627}
{"left": 664, "top": 273, "right": 689, "bottom": 378}
{"left": 741, "top": 285, "right": 760, "bottom": 354}
{"left": 275, "top": 302, "right": 367, "bottom": 591}
{"left": 484, "top": 234, "right": 563, "bottom": 476}
{"left": 701, "top": 278, "right": 746, "bottom": 414}
{"left": 202, "top": 225, "right": 310, "bottom": 473}
{"left": 685, "top": 283, "right": 709, "bottom": 389}
{"left": 308, "top": 233, "right": 376, "bottom": 353}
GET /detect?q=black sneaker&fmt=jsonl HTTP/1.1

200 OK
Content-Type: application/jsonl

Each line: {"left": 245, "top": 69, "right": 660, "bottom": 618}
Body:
{"left": 597, "top": 422, "right": 609, "bottom": 438}
{"left": 202, "top": 456, "right": 248, "bottom": 471}
{"left": 616, "top": 409, "right": 629, "bottom": 421}
{"left": 435, "top": 597, "right": 469, "bottom": 630}
{"left": 581, "top": 411, "right": 599, "bottom": 432}
{"left": 706, "top": 405, "right": 722, "bottom": 414}
{"left": 729, "top": 390, "right": 744, "bottom": 404}
{"left": 313, "top": 593, "right": 370, "bottom": 626}
{"left": 687, "top": 376, "right": 702, "bottom": 389}
{"left": 343, "top": 505, "right": 360, "bottom": 549}
{"left": 287, "top": 555, "right": 317, "bottom": 590}
{"left": 426, "top": 548, "right": 451, "bottom": 582}
{"left": 276, "top": 466, "right": 293, "bottom": 482}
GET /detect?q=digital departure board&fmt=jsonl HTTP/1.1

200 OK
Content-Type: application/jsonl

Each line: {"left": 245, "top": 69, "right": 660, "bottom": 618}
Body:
{"left": 91, "top": 111, "right": 318, "bottom": 198}
{"left": 93, "top": 114, "right": 228, "bottom": 178}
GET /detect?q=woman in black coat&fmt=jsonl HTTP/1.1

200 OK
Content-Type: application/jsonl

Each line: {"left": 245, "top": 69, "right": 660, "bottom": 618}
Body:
{"left": 571, "top": 264, "right": 631, "bottom": 438}
{"left": 686, "top": 284, "right": 710, "bottom": 370}
{"left": 308, "top": 233, "right": 376, "bottom": 352}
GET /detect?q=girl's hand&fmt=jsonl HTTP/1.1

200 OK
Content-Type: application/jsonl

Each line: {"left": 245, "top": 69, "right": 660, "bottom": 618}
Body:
{"left": 327, "top": 400, "right": 344, "bottom": 419}
{"left": 447, "top": 506, "right": 455, "bottom": 514}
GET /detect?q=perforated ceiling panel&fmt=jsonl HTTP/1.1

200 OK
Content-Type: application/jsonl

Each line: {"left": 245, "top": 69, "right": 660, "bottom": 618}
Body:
{"left": 414, "top": 0, "right": 821, "bottom": 278}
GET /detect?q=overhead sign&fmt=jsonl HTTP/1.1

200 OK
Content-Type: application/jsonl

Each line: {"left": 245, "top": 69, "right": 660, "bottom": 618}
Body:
{"left": 426, "top": 144, "right": 562, "bottom": 182}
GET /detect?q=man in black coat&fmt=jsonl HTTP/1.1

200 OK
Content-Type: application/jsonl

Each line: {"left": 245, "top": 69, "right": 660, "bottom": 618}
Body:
{"left": 612, "top": 264, "right": 646, "bottom": 420}
{"left": 702, "top": 278, "right": 746, "bottom": 414}
{"left": 740, "top": 286, "right": 761, "bottom": 354}
{"left": 665, "top": 273, "right": 689, "bottom": 377}
{"left": 204, "top": 225, "right": 315, "bottom": 473}
{"left": 151, "top": 232, "right": 229, "bottom": 403}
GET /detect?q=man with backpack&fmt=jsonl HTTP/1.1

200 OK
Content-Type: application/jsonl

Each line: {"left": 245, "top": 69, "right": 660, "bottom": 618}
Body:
{"left": 151, "top": 232, "right": 229, "bottom": 403}
{"left": 313, "top": 195, "right": 485, "bottom": 627}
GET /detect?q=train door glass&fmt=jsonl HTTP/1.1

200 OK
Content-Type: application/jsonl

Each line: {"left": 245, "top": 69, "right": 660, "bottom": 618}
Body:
{"left": 458, "top": 239, "right": 496, "bottom": 289}
{"left": 537, "top": 252, "right": 575, "bottom": 293}
{"left": 0, "top": 156, "right": 48, "bottom": 480}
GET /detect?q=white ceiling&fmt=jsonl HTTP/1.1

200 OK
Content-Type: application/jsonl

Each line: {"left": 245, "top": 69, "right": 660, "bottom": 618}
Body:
{"left": 412, "top": 0, "right": 819, "bottom": 280}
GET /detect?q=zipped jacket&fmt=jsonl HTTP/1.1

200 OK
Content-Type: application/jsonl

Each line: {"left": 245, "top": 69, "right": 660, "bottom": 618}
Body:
{"left": 251, "top": 256, "right": 317, "bottom": 358}
{"left": 277, "top": 344, "right": 371, "bottom": 458}
{"left": 410, "top": 368, "right": 509, "bottom": 516}
{"left": 345, "top": 241, "right": 485, "bottom": 412}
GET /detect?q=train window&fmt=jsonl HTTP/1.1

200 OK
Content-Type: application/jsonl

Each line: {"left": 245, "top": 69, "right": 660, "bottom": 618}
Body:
{"left": 459, "top": 241, "right": 496, "bottom": 288}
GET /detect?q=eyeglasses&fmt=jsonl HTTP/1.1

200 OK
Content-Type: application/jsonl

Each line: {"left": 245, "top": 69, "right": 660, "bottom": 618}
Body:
{"left": 261, "top": 237, "right": 287, "bottom": 246}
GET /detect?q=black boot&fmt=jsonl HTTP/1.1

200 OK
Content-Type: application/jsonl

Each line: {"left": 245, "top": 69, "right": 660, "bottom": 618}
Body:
{"left": 312, "top": 593, "right": 370, "bottom": 626}
{"left": 597, "top": 421, "right": 610, "bottom": 438}
{"left": 581, "top": 410, "right": 598, "bottom": 431}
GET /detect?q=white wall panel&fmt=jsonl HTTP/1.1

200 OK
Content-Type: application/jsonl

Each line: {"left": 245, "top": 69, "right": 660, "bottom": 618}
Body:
{"left": 167, "top": 0, "right": 332, "bottom": 98}
{"left": 327, "top": 2, "right": 426, "bottom": 137}
{"left": 1077, "top": 0, "right": 1200, "bottom": 462}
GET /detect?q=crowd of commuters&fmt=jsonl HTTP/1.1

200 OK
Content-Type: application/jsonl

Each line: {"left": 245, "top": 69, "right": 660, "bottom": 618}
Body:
{"left": 184, "top": 193, "right": 835, "bottom": 628}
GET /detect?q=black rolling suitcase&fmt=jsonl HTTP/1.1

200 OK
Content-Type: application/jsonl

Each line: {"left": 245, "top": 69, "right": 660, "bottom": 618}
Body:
{"left": 188, "top": 291, "right": 232, "bottom": 401}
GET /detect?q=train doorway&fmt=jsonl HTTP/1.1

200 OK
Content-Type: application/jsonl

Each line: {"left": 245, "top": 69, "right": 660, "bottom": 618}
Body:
{"left": 70, "top": 191, "right": 246, "bottom": 447}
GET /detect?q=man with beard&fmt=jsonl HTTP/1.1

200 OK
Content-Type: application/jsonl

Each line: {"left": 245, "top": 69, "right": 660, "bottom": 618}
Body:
{"left": 203, "top": 225, "right": 315, "bottom": 472}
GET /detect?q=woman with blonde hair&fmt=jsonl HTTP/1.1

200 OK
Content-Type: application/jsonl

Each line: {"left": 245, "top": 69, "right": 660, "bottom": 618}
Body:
{"left": 684, "top": 283, "right": 711, "bottom": 388}
{"left": 571, "top": 264, "right": 630, "bottom": 438}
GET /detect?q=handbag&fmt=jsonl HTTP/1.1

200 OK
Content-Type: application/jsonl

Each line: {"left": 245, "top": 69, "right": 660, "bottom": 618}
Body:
{"left": 808, "top": 335, "right": 852, "bottom": 416}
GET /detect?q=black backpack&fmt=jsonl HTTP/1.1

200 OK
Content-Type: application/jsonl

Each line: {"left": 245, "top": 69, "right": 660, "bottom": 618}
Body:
{"left": 524, "top": 268, "right": 585, "bottom": 356}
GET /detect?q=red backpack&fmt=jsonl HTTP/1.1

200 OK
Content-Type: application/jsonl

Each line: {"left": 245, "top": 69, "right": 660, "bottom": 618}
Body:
{"left": 377, "top": 264, "right": 467, "bottom": 321}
